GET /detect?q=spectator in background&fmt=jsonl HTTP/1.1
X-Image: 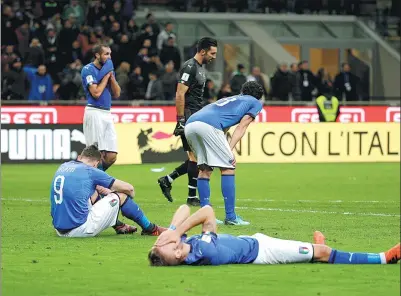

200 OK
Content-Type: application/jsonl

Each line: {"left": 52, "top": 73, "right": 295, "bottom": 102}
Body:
{"left": 126, "top": 18, "right": 139, "bottom": 40}
{"left": 334, "top": 63, "right": 360, "bottom": 101}
{"left": 109, "top": 21, "right": 123, "bottom": 44}
{"left": 297, "top": 60, "right": 316, "bottom": 101}
{"left": 141, "top": 13, "right": 160, "bottom": 37}
{"left": 159, "top": 37, "right": 181, "bottom": 71}
{"left": 86, "top": 0, "right": 107, "bottom": 28}
{"left": 157, "top": 22, "right": 176, "bottom": 51}
{"left": 138, "top": 25, "right": 157, "bottom": 53}
{"left": 24, "top": 64, "right": 54, "bottom": 101}
{"left": 57, "top": 59, "right": 82, "bottom": 100}
{"left": 42, "top": 28, "right": 60, "bottom": 82}
{"left": 270, "top": 62, "right": 291, "bottom": 101}
{"left": 145, "top": 71, "right": 164, "bottom": 100}
{"left": 115, "top": 34, "right": 134, "bottom": 67}
{"left": 24, "top": 38, "right": 45, "bottom": 67}
{"left": 2, "top": 5, "right": 19, "bottom": 46}
{"left": 203, "top": 79, "right": 217, "bottom": 104}
{"left": 116, "top": 61, "right": 131, "bottom": 100}
{"left": 2, "top": 57, "right": 30, "bottom": 100}
{"left": 217, "top": 83, "right": 232, "bottom": 100}
{"left": 122, "top": 0, "right": 136, "bottom": 22}
{"left": 42, "top": 0, "right": 63, "bottom": 20}
{"left": 63, "top": 0, "right": 85, "bottom": 26}
{"left": 160, "top": 60, "right": 178, "bottom": 101}
{"left": 129, "top": 65, "right": 145, "bottom": 99}
{"left": 15, "top": 21, "right": 31, "bottom": 58}
{"left": 247, "top": 66, "right": 267, "bottom": 98}
{"left": 230, "top": 63, "right": 247, "bottom": 95}
{"left": 316, "top": 67, "right": 333, "bottom": 97}
{"left": 288, "top": 62, "right": 301, "bottom": 100}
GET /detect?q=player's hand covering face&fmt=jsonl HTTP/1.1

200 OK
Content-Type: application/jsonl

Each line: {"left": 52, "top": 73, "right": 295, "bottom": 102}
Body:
{"left": 155, "top": 229, "right": 181, "bottom": 247}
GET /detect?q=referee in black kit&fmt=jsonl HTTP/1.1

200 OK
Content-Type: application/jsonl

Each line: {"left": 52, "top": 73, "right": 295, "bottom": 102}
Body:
{"left": 158, "top": 37, "right": 218, "bottom": 206}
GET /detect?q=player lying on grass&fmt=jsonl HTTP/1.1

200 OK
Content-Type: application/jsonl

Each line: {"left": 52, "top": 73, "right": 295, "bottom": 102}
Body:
{"left": 50, "top": 145, "right": 166, "bottom": 237}
{"left": 148, "top": 205, "right": 400, "bottom": 266}
{"left": 183, "top": 80, "right": 264, "bottom": 225}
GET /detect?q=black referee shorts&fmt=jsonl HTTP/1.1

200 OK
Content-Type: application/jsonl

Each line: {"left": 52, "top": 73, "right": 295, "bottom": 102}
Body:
{"left": 181, "top": 108, "right": 197, "bottom": 152}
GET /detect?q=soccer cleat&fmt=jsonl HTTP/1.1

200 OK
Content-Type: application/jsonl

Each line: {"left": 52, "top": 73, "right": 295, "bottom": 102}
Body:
{"left": 384, "top": 243, "right": 400, "bottom": 264}
{"left": 313, "top": 231, "right": 326, "bottom": 245}
{"left": 186, "top": 197, "right": 201, "bottom": 207}
{"left": 114, "top": 224, "right": 137, "bottom": 235}
{"left": 158, "top": 176, "right": 173, "bottom": 202}
{"left": 141, "top": 225, "right": 168, "bottom": 236}
{"left": 224, "top": 215, "right": 250, "bottom": 226}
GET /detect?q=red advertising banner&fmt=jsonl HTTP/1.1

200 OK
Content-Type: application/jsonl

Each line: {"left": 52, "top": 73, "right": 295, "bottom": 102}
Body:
{"left": 1, "top": 105, "right": 400, "bottom": 124}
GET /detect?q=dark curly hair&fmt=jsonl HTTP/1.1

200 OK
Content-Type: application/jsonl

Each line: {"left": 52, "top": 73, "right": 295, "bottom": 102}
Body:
{"left": 240, "top": 81, "right": 264, "bottom": 100}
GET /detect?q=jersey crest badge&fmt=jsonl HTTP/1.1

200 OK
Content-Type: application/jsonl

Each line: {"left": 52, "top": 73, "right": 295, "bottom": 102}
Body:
{"left": 109, "top": 198, "right": 118, "bottom": 207}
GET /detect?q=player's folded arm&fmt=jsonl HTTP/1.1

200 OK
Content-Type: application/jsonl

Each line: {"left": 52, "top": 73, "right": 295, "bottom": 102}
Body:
{"left": 110, "top": 179, "right": 135, "bottom": 197}
{"left": 201, "top": 205, "right": 217, "bottom": 234}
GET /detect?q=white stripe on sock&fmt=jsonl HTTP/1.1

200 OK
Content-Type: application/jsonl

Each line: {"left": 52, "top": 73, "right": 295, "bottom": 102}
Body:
{"left": 188, "top": 185, "right": 196, "bottom": 189}
{"left": 379, "top": 252, "right": 387, "bottom": 264}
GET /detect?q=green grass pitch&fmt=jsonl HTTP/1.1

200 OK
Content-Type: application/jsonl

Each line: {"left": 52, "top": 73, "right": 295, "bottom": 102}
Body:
{"left": 1, "top": 162, "right": 400, "bottom": 296}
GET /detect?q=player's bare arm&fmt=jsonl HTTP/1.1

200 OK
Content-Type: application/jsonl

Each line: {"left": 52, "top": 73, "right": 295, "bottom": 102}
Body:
{"left": 155, "top": 205, "right": 217, "bottom": 247}
{"left": 175, "top": 83, "right": 188, "bottom": 117}
{"left": 229, "top": 115, "right": 254, "bottom": 150}
{"left": 88, "top": 72, "right": 112, "bottom": 99}
{"left": 110, "top": 179, "right": 135, "bottom": 197}
{"left": 109, "top": 73, "right": 121, "bottom": 99}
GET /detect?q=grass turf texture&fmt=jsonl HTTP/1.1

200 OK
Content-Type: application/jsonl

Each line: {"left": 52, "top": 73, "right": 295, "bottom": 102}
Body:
{"left": 1, "top": 163, "right": 400, "bottom": 296}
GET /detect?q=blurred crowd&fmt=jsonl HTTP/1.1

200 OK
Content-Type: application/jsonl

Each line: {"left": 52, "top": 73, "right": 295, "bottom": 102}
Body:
{"left": 204, "top": 61, "right": 361, "bottom": 103}
{"left": 1, "top": 0, "right": 395, "bottom": 102}
{"left": 1, "top": 0, "right": 181, "bottom": 101}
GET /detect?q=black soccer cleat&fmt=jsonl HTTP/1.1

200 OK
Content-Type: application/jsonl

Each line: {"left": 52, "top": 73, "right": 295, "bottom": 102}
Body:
{"left": 186, "top": 197, "right": 201, "bottom": 207}
{"left": 158, "top": 176, "right": 173, "bottom": 202}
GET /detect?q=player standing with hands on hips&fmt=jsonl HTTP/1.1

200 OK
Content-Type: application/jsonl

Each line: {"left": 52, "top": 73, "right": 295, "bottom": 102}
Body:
{"left": 158, "top": 37, "right": 218, "bottom": 206}
{"left": 80, "top": 44, "right": 136, "bottom": 234}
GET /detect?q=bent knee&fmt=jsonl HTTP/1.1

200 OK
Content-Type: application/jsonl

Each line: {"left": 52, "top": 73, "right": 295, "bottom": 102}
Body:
{"left": 116, "top": 192, "right": 128, "bottom": 205}
{"left": 187, "top": 151, "right": 196, "bottom": 162}
{"left": 104, "top": 152, "right": 117, "bottom": 164}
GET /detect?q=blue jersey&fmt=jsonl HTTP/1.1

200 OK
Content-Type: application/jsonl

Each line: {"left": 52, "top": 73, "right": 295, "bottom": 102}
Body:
{"left": 186, "top": 95, "right": 263, "bottom": 130}
{"left": 50, "top": 160, "right": 115, "bottom": 231}
{"left": 81, "top": 63, "right": 113, "bottom": 110}
{"left": 183, "top": 232, "right": 259, "bottom": 265}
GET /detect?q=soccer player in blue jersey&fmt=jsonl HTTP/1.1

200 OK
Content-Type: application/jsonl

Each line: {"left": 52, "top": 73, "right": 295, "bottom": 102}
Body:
{"left": 81, "top": 44, "right": 134, "bottom": 234}
{"left": 184, "top": 81, "right": 264, "bottom": 225}
{"left": 81, "top": 44, "right": 120, "bottom": 172}
{"left": 148, "top": 205, "right": 400, "bottom": 266}
{"left": 50, "top": 145, "right": 167, "bottom": 237}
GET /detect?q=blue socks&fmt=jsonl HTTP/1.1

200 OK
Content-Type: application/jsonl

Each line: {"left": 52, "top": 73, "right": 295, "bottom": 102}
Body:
{"left": 198, "top": 178, "right": 210, "bottom": 207}
{"left": 121, "top": 197, "right": 153, "bottom": 231}
{"left": 198, "top": 175, "right": 237, "bottom": 221}
{"left": 221, "top": 175, "right": 236, "bottom": 221}
{"left": 97, "top": 162, "right": 104, "bottom": 171}
{"left": 328, "top": 249, "right": 385, "bottom": 264}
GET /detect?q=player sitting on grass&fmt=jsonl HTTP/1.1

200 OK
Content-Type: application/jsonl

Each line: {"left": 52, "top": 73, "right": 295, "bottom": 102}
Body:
{"left": 50, "top": 145, "right": 167, "bottom": 237}
{"left": 148, "top": 205, "right": 400, "bottom": 266}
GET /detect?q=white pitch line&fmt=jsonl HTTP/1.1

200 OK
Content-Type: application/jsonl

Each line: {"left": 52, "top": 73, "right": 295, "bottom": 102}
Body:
{"left": 1, "top": 198, "right": 399, "bottom": 218}
{"left": 239, "top": 199, "right": 397, "bottom": 204}
{"left": 230, "top": 206, "right": 400, "bottom": 218}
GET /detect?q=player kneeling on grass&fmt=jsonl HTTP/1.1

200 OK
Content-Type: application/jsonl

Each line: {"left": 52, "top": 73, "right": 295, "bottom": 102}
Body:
{"left": 50, "top": 145, "right": 167, "bottom": 237}
{"left": 148, "top": 205, "right": 400, "bottom": 266}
